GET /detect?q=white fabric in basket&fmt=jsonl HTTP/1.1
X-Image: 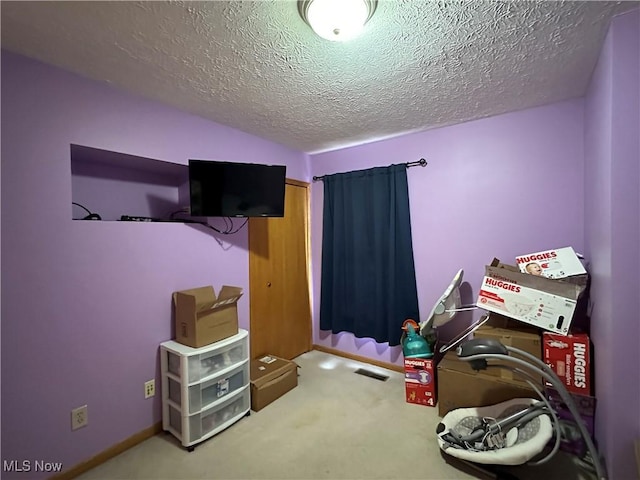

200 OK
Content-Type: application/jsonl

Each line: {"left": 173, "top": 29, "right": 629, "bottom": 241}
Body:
{"left": 437, "top": 398, "right": 553, "bottom": 465}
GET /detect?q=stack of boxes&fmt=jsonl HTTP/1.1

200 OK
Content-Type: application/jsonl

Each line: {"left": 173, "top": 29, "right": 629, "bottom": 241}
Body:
{"left": 435, "top": 247, "right": 596, "bottom": 456}
{"left": 476, "top": 249, "right": 589, "bottom": 336}
{"left": 172, "top": 285, "right": 298, "bottom": 412}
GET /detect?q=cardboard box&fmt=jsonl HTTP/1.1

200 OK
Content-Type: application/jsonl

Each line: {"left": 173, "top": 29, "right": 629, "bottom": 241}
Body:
{"left": 473, "top": 324, "right": 542, "bottom": 385}
{"left": 437, "top": 352, "right": 536, "bottom": 417}
{"left": 404, "top": 357, "right": 437, "bottom": 407}
{"left": 543, "top": 332, "right": 592, "bottom": 395}
{"left": 545, "top": 386, "right": 596, "bottom": 457}
{"left": 515, "top": 246, "right": 587, "bottom": 279}
{"left": 484, "top": 311, "right": 521, "bottom": 329}
{"left": 173, "top": 285, "right": 242, "bottom": 348}
{"left": 476, "top": 259, "right": 588, "bottom": 334}
{"left": 250, "top": 355, "right": 298, "bottom": 411}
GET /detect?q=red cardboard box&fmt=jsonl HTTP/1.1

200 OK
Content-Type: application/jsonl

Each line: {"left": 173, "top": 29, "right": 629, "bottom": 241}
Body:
{"left": 543, "top": 332, "right": 591, "bottom": 395}
{"left": 404, "top": 358, "right": 437, "bottom": 407}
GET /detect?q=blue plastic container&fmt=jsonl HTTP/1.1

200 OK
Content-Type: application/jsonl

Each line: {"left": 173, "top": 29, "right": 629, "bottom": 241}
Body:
{"left": 402, "top": 322, "right": 433, "bottom": 358}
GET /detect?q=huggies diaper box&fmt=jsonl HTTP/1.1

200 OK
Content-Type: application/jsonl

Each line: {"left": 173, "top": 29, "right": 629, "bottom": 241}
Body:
{"left": 404, "top": 357, "right": 437, "bottom": 407}
{"left": 515, "top": 246, "right": 587, "bottom": 279}
{"left": 542, "top": 332, "right": 592, "bottom": 395}
{"left": 476, "top": 259, "right": 588, "bottom": 335}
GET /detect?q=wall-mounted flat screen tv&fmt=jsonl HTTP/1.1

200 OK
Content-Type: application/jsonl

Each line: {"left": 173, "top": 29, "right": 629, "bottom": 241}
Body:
{"left": 188, "top": 160, "right": 286, "bottom": 217}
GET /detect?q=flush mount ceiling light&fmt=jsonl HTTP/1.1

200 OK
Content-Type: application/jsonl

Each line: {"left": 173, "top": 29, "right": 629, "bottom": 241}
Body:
{"left": 298, "top": 0, "right": 378, "bottom": 42}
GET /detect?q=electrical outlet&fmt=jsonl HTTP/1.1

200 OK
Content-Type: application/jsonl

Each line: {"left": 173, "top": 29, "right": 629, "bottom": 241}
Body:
{"left": 71, "top": 405, "right": 88, "bottom": 430}
{"left": 144, "top": 379, "right": 155, "bottom": 399}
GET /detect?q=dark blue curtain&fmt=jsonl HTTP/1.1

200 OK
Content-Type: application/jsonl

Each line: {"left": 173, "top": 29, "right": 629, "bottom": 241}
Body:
{"left": 320, "top": 164, "right": 420, "bottom": 346}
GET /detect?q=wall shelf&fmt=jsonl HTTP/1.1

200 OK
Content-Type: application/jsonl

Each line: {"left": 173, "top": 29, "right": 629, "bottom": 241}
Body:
{"left": 70, "top": 144, "right": 189, "bottom": 222}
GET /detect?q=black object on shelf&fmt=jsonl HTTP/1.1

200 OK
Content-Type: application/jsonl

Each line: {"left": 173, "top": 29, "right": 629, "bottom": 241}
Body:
{"left": 120, "top": 215, "right": 163, "bottom": 222}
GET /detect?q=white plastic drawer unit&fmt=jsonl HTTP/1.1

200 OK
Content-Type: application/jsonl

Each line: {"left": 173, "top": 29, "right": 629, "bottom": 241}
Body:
{"left": 160, "top": 329, "right": 251, "bottom": 450}
{"left": 168, "top": 361, "right": 249, "bottom": 414}
{"left": 165, "top": 329, "right": 248, "bottom": 383}
{"left": 168, "top": 386, "right": 250, "bottom": 445}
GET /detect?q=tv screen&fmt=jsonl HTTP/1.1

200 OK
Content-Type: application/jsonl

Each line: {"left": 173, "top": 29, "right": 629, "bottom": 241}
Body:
{"left": 188, "top": 160, "right": 286, "bottom": 217}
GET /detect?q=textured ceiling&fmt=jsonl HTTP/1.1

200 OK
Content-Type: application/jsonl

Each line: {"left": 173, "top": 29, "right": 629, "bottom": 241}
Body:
{"left": 1, "top": 1, "right": 637, "bottom": 153}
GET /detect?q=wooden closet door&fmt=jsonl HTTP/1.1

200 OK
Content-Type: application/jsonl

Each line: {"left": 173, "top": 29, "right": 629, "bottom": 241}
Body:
{"left": 249, "top": 180, "right": 311, "bottom": 360}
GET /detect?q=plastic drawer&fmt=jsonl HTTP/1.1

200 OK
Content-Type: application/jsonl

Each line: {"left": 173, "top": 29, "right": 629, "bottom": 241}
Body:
{"left": 168, "top": 387, "right": 250, "bottom": 444}
{"left": 169, "top": 404, "right": 182, "bottom": 436}
{"left": 168, "top": 361, "right": 249, "bottom": 414}
{"left": 165, "top": 335, "right": 248, "bottom": 383}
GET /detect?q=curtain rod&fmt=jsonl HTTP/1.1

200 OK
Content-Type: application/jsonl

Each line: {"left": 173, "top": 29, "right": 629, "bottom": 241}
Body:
{"left": 312, "top": 158, "right": 427, "bottom": 181}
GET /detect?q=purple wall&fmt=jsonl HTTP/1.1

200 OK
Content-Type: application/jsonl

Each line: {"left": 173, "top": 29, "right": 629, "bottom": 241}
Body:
{"left": 1, "top": 51, "right": 309, "bottom": 478}
{"left": 310, "top": 99, "right": 586, "bottom": 365}
{"left": 584, "top": 8, "right": 640, "bottom": 479}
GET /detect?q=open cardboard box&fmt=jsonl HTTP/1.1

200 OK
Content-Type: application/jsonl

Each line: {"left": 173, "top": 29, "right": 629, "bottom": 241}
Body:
{"left": 473, "top": 317, "right": 543, "bottom": 385}
{"left": 173, "top": 285, "right": 242, "bottom": 348}
{"left": 437, "top": 351, "right": 536, "bottom": 417}
{"left": 476, "top": 258, "right": 588, "bottom": 335}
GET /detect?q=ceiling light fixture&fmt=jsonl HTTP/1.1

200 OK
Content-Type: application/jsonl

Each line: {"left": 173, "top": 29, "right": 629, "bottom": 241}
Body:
{"left": 298, "top": 0, "right": 377, "bottom": 42}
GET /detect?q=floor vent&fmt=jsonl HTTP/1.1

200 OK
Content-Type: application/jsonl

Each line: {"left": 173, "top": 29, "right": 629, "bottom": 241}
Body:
{"left": 354, "top": 368, "right": 389, "bottom": 382}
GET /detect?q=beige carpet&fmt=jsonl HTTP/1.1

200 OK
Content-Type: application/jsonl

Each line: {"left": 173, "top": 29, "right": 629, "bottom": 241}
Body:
{"left": 76, "top": 350, "right": 595, "bottom": 480}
